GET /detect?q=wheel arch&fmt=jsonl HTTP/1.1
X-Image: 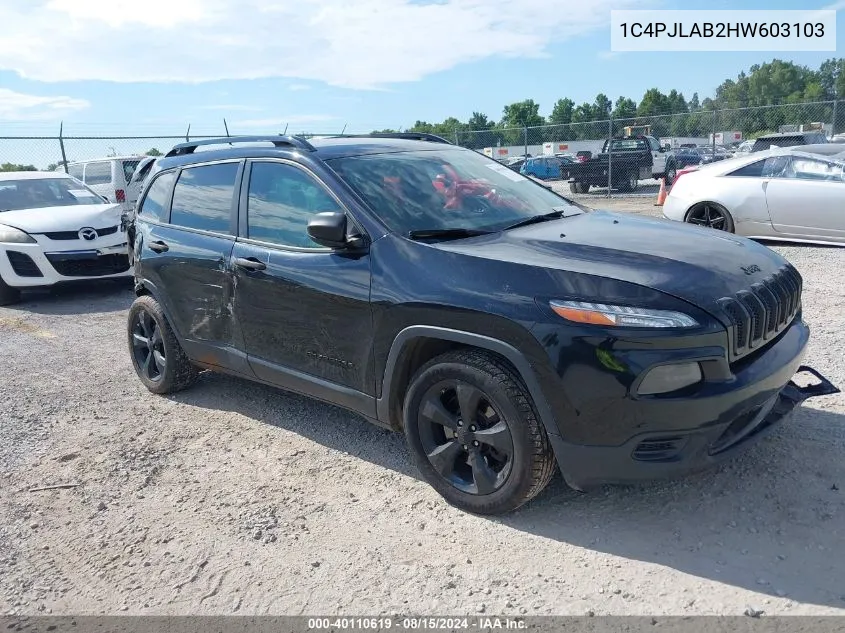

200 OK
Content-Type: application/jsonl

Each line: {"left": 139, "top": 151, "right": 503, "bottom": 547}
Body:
{"left": 377, "top": 326, "right": 564, "bottom": 451}
{"left": 132, "top": 278, "right": 183, "bottom": 340}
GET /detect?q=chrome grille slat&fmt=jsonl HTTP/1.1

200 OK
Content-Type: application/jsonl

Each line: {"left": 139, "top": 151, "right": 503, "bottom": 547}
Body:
{"left": 719, "top": 265, "right": 803, "bottom": 359}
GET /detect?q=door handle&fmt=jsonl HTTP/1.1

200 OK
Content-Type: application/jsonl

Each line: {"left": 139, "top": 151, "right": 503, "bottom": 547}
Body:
{"left": 233, "top": 256, "right": 266, "bottom": 271}
{"left": 148, "top": 240, "right": 169, "bottom": 253}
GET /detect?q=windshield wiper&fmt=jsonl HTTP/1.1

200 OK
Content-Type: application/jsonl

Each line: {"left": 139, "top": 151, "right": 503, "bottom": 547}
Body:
{"left": 500, "top": 209, "right": 569, "bottom": 231}
{"left": 407, "top": 228, "right": 493, "bottom": 242}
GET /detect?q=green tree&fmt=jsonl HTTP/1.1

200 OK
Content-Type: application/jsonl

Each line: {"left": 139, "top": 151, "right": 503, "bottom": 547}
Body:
{"left": 612, "top": 96, "right": 637, "bottom": 120}
{"left": 688, "top": 92, "right": 701, "bottom": 111}
{"left": 549, "top": 98, "right": 574, "bottom": 125}
{"left": 0, "top": 163, "right": 37, "bottom": 172}
{"left": 593, "top": 93, "right": 612, "bottom": 120}
{"left": 637, "top": 88, "right": 671, "bottom": 116}
{"left": 467, "top": 112, "right": 494, "bottom": 129}
{"left": 501, "top": 99, "right": 545, "bottom": 128}
{"left": 146, "top": 148, "right": 163, "bottom": 156}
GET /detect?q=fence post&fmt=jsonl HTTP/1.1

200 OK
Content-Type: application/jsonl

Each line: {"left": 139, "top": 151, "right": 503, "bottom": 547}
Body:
{"left": 523, "top": 125, "right": 528, "bottom": 158}
{"left": 712, "top": 109, "right": 717, "bottom": 152}
{"left": 58, "top": 122, "right": 69, "bottom": 174}
{"left": 832, "top": 99, "right": 838, "bottom": 137}
{"left": 607, "top": 116, "right": 613, "bottom": 198}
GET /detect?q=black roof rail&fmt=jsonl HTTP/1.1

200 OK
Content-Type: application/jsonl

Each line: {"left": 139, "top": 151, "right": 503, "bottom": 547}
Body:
{"left": 331, "top": 132, "right": 453, "bottom": 145}
{"left": 369, "top": 132, "right": 453, "bottom": 144}
{"left": 164, "top": 135, "right": 316, "bottom": 157}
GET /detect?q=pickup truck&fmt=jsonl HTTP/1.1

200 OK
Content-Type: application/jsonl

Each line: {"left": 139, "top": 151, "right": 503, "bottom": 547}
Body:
{"left": 562, "top": 135, "right": 677, "bottom": 193}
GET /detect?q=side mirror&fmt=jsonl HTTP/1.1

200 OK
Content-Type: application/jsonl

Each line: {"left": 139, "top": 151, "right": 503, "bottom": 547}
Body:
{"left": 307, "top": 211, "right": 355, "bottom": 249}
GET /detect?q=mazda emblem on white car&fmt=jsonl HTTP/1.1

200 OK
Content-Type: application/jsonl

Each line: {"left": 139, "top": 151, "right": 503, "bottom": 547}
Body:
{"left": 79, "top": 227, "right": 98, "bottom": 241}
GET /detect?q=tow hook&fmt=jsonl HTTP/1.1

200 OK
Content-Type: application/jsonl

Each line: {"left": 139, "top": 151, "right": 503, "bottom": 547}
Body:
{"left": 783, "top": 365, "right": 840, "bottom": 404}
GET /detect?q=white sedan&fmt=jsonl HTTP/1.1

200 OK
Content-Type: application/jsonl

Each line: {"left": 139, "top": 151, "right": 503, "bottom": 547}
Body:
{"left": 0, "top": 171, "right": 131, "bottom": 305}
{"left": 662, "top": 148, "right": 845, "bottom": 246}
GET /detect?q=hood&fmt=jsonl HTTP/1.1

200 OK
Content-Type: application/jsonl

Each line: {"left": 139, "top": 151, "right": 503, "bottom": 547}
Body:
{"left": 435, "top": 210, "right": 790, "bottom": 321}
{"left": 0, "top": 203, "right": 122, "bottom": 233}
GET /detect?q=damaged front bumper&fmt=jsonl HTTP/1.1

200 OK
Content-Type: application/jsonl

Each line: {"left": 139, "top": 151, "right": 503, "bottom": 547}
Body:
{"left": 550, "top": 365, "right": 840, "bottom": 491}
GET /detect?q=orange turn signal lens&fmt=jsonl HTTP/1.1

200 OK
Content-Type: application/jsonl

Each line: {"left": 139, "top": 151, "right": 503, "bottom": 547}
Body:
{"left": 549, "top": 305, "right": 616, "bottom": 326}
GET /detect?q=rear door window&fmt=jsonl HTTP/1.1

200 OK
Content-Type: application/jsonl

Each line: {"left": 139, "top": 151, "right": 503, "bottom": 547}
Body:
{"left": 169, "top": 162, "right": 239, "bottom": 234}
{"left": 67, "top": 164, "right": 84, "bottom": 180}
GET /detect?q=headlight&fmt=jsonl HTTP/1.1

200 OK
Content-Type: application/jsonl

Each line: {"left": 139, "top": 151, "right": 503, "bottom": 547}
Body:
{"left": 549, "top": 300, "right": 699, "bottom": 328}
{"left": 637, "top": 362, "right": 703, "bottom": 395}
{"left": 0, "top": 224, "right": 36, "bottom": 244}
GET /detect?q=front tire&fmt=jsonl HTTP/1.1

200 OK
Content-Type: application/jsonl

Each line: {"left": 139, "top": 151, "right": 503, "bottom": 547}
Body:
{"left": 403, "top": 349, "right": 557, "bottom": 515}
{"left": 0, "top": 275, "right": 21, "bottom": 306}
{"left": 127, "top": 295, "right": 198, "bottom": 394}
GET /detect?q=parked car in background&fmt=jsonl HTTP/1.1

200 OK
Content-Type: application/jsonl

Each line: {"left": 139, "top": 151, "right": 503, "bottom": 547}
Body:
{"left": 0, "top": 171, "right": 131, "bottom": 305}
{"left": 696, "top": 145, "right": 731, "bottom": 164}
{"left": 63, "top": 156, "right": 145, "bottom": 211}
{"left": 504, "top": 157, "right": 526, "bottom": 172}
{"left": 751, "top": 132, "right": 829, "bottom": 153}
{"left": 731, "top": 139, "right": 755, "bottom": 156}
{"left": 574, "top": 150, "right": 592, "bottom": 162}
{"left": 520, "top": 155, "right": 572, "bottom": 180}
{"left": 674, "top": 147, "right": 704, "bottom": 168}
{"left": 663, "top": 148, "right": 845, "bottom": 246}
{"left": 125, "top": 133, "right": 838, "bottom": 515}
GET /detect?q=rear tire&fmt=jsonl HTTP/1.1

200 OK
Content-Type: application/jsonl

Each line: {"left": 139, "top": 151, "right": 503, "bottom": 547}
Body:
{"left": 685, "top": 202, "right": 735, "bottom": 233}
{"left": 127, "top": 295, "right": 198, "bottom": 394}
{"left": 0, "top": 275, "right": 21, "bottom": 306}
{"left": 618, "top": 171, "right": 639, "bottom": 192}
{"left": 403, "top": 349, "right": 557, "bottom": 515}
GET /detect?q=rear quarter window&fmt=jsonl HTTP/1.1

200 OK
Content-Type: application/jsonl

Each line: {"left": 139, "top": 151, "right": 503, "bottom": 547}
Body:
{"left": 137, "top": 171, "right": 176, "bottom": 222}
{"left": 122, "top": 160, "right": 141, "bottom": 185}
{"left": 84, "top": 161, "right": 112, "bottom": 185}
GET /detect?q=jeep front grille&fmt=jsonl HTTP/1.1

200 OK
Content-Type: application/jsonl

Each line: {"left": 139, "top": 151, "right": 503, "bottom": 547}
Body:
{"left": 718, "top": 264, "right": 802, "bottom": 359}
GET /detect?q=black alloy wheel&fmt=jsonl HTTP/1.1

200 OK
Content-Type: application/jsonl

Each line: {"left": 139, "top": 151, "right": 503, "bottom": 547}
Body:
{"left": 416, "top": 379, "right": 514, "bottom": 495}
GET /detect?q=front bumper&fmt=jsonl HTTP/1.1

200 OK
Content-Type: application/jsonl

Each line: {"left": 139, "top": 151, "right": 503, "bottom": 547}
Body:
{"left": 0, "top": 238, "right": 131, "bottom": 288}
{"left": 552, "top": 365, "right": 839, "bottom": 490}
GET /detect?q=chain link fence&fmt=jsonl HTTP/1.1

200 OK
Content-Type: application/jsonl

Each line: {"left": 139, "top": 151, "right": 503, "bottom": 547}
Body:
{"left": 1, "top": 100, "right": 843, "bottom": 199}
{"left": 457, "top": 100, "right": 844, "bottom": 198}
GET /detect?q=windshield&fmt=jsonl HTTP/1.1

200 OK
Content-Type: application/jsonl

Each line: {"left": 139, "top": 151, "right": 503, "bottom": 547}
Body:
{"left": 327, "top": 148, "right": 583, "bottom": 235}
{"left": 0, "top": 177, "right": 105, "bottom": 212}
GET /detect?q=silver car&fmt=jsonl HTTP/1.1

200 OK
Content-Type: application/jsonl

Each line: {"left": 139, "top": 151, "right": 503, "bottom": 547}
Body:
{"left": 662, "top": 147, "right": 845, "bottom": 246}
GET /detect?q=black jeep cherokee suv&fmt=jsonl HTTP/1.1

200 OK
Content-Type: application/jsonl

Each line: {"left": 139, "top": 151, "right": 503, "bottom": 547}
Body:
{"left": 126, "top": 133, "right": 838, "bottom": 515}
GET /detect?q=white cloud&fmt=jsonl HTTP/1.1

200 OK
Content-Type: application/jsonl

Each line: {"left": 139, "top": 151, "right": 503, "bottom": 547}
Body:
{"left": 0, "top": 88, "right": 90, "bottom": 121}
{"left": 288, "top": 84, "right": 311, "bottom": 91}
{"left": 0, "top": 0, "right": 649, "bottom": 90}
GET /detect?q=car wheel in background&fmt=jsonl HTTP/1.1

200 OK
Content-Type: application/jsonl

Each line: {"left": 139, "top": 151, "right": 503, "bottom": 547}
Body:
{"left": 618, "top": 172, "right": 639, "bottom": 192}
{"left": 0, "top": 276, "right": 21, "bottom": 306}
{"left": 403, "top": 349, "right": 557, "bottom": 515}
{"left": 665, "top": 162, "right": 677, "bottom": 186}
{"left": 127, "top": 295, "right": 198, "bottom": 394}
{"left": 685, "top": 202, "right": 735, "bottom": 233}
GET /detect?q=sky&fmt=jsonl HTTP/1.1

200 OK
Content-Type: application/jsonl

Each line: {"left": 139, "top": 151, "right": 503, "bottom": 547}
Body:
{"left": 0, "top": 0, "right": 843, "bottom": 144}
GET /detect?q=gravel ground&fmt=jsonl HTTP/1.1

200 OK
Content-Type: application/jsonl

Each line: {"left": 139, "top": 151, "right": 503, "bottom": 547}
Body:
{"left": 1, "top": 201, "right": 844, "bottom": 617}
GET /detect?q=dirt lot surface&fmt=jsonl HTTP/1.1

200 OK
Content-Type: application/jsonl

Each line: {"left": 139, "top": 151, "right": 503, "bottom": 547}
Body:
{"left": 2, "top": 200, "right": 844, "bottom": 617}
